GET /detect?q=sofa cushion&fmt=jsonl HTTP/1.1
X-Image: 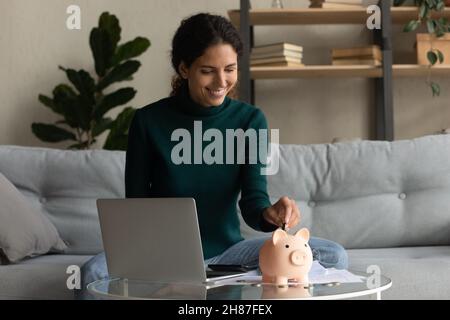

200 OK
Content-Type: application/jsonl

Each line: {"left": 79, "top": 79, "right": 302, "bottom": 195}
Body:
{"left": 0, "top": 146, "right": 125, "bottom": 255}
{"left": 0, "top": 254, "right": 92, "bottom": 299}
{"left": 0, "top": 172, "right": 67, "bottom": 264}
{"left": 258, "top": 134, "right": 450, "bottom": 249}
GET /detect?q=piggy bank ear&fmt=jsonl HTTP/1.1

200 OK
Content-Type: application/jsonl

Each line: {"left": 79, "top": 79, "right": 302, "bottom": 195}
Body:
{"left": 294, "top": 228, "right": 310, "bottom": 241}
{"left": 272, "top": 229, "right": 288, "bottom": 245}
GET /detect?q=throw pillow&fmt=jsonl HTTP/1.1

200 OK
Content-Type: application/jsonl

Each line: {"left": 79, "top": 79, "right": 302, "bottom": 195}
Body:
{"left": 0, "top": 172, "right": 67, "bottom": 264}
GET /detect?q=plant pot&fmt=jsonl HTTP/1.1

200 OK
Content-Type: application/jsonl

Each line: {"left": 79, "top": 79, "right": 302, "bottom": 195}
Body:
{"left": 416, "top": 33, "right": 450, "bottom": 65}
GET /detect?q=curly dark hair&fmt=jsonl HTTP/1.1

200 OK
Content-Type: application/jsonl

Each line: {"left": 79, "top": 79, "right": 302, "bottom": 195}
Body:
{"left": 170, "top": 13, "right": 243, "bottom": 97}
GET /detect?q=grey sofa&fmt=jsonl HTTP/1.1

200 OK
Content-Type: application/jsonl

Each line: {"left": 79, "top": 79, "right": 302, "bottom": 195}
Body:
{"left": 1, "top": 134, "right": 449, "bottom": 299}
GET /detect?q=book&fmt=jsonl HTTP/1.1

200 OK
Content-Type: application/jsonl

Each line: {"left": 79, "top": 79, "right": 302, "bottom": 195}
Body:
{"left": 332, "top": 58, "right": 382, "bottom": 66}
{"left": 251, "top": 56, "right": 302, "bottom": 65}
{"left": 252, "top": 43, "right": 303, "bottom": 55}
{"left": 309, "top": 0, "right": 325, "bottom": 7}
{"left": 324, "top": 0, "right": 362, "bottom": 4}
{"left": 252, "top": 61, "right": 305, "bottom": 67}
{"left": 251, "top": 50, "right": 303, "bottom": 60}
{"left": 332, "top": 45, "right": 382, "bottom": 61}
{"left": 322, "top": 3, "right": 364, "bottom": 8}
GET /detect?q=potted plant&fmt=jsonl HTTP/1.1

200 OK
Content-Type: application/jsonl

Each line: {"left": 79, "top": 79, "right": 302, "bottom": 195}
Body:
{"left": 32, "top": 12, "right": 150, "bottom": 150}
{"left": 394, "top": 0, "right": 450, "bottom": 96}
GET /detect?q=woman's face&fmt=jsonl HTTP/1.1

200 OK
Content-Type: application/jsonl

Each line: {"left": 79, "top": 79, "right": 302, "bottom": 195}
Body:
{"left": 179, "top": 43, "right": 238, "bottom": 107}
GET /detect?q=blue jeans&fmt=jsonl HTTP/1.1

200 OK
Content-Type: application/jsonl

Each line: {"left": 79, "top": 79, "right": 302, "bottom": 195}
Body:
{"left": 74, "top": 236, "right": 348, "bottom": 300}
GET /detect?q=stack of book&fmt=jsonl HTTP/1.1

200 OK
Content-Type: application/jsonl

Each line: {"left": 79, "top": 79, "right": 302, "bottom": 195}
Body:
{"left": 309, "top": 0, "right": 325, "bottom": 7}
{"left": 310, "top": 0, "right": 366, "bottom": 8}
{"left": 331, "top": 45, "right": 382, "bottom": 66}
{"left": 251, "top": 43, "right": 304, "bottom": 67}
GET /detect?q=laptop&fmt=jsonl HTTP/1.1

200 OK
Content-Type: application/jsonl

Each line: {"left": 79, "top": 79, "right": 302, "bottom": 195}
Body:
{"left": 96, "top": 198, "right": 247, "bottom": 284}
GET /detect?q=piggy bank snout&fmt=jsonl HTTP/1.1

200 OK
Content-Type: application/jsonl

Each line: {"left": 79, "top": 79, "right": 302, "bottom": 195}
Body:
{"left": 290, "top": 249, "right": 309, "bottom": 266}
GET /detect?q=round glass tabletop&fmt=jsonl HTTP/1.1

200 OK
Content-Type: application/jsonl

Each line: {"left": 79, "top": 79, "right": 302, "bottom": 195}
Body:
{"left": 87, "top": 270, "right": 392, "bottom": 300}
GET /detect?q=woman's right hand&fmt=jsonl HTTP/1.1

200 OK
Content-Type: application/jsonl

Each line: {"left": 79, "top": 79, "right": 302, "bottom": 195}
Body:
{"left": 262, "top": 196, "right": 301, "bottom": 230}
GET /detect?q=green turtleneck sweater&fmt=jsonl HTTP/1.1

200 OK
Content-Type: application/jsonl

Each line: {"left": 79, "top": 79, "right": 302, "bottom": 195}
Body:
{"left": 125, "top": 88, "right": 275, "bottom": 259}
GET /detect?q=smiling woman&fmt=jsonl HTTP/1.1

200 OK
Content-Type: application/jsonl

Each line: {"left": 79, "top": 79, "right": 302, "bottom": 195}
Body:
{"left": 178, "top": 44, "right": 238, "bottom": 107}
{"left": 170, "top": 13, "right": 242, "bottom": 104}
{"left": 75, "top": 12, "right": 348, "bottom": 300}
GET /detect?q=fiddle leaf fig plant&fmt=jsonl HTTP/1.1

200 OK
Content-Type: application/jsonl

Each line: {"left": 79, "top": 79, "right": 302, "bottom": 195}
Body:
{"left": 32, "top": 12, "right": 150, "bottom": 150}
{"left": 394, "top": 0, "right": 450, "bottom": 96}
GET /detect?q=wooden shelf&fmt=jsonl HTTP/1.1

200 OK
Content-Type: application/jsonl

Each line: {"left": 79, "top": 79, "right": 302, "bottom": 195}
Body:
{"left": 228, "top": 7, "right": 450, "bottom": 26}
{"left": 251, "top": 65, "right": 382, "bottom": 79}
{"left": 250, "top": 64, "right": 450, "bottom": 79}
{"left": 393, "top": 64, "right": 450, "bottom": 77}
{"left": 229, "top": 8, "right": 369, "bottom": 25}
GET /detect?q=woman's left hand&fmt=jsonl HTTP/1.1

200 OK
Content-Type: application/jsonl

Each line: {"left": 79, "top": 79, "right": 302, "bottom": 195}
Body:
{"left": 262, "top": 196, "right": 301, "bottom": 230}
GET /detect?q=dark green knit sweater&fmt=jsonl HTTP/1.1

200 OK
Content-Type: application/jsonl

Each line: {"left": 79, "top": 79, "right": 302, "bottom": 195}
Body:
{"left": 125, "top": 88, "right": 275, "bottom": 259}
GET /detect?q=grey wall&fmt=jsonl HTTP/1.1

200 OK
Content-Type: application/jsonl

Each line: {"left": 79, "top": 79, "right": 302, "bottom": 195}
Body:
{"left": 1, "top": 0, "right": 449, "bottom": 148}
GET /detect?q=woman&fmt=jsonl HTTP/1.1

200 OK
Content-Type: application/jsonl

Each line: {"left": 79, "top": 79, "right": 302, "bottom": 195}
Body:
{"left": 76, "top": 13, "right": 347, "bottom": 299}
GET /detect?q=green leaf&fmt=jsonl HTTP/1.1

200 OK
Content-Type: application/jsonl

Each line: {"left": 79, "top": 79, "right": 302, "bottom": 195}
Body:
{"left": 59, "top": 67, "right": 96, "bottom": 106}
{"left": 52, "top": 84, "right": 77, "bottom": 119}
{"left": 31, "top": 123, "right": 76, "bottom": 142}
{"left": 90, "top": 28, "right": 114, "bottom": 77}
{"left": 427, "top": 50, "right": 438, "bottom": 65}
{"left": 93, "top": 87, "right": 136, "bottom": 119}
{"left": 419, "top": 4, "right": 428, "bottom": 19}
{"left": 99, "top": 12, "right": 121, "bottom": 52}
{"left": 52, "top": 84, "right": 90, "bottom": 130}
{"left": 38, "top": 94, "right": 56, "bottom": 110}
{"left": 111, "top": 37, "right": 151, "bottom": 66}
{"left": 437, "top": 49, "right": 444, "bottom": 63}
{"left": 103, "top": 135, "right": 129, "bottom": 151}
{"left": 403, "top": 20, "right": 421, "bottom": 32}
{"left": 394, "top": 0, "right": 408, "bottom": 6}
{"left": 92, "top": 117, "right": 113, "bottom": 137}
{"left": 103, "top": 107, "right": 136, "bottom": 150}
{"left": 96, "top": 60, "right": 141, "bottom": 91}
{"left": 427, "top": 0, "right": 438, "bottom": 8}
{"left": 427, "top": 20, "right": 435, "bottom": 33}
{"left": 436, "top": 28, "right": 446, "bottom": 37}
{"left": 431, "top": 82, "right": 441, "bottom": 96}
{"left": 436, "top": 0, "right": 445, "bottom": 10}
{"left": 438, "top": 17, "right": 449, "bottom": 25}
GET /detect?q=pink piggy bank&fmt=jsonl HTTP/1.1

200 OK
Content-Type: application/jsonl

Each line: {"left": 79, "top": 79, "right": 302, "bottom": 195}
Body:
{"left": 259, "top": 228, "right": 313, "bottom": 285}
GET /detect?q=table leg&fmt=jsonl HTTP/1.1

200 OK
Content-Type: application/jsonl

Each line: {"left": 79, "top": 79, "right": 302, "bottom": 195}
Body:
{"left": 124, "top": 278, "right": 129, "bottom": 298}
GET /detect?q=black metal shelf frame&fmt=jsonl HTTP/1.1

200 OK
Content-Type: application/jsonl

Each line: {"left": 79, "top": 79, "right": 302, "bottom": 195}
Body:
{"left": 237, "top": 0, "right": 394, "bottom": 141}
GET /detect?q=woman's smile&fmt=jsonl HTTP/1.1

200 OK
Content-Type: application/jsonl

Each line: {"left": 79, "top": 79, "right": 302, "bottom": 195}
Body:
{"left": 205, "top": 87, "right": 227, "bottom": 99}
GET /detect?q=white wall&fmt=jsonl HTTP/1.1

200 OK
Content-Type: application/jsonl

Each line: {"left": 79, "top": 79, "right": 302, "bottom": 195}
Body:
{"left": 1, "top": 0, "right": 449, "bottom": 148}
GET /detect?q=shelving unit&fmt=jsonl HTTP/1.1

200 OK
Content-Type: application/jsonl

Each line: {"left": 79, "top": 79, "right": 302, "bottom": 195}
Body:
{"left": 228, "top": 7, "right": 450, "bottom": 25}
{"left": 230, "top": 2, "right": 450, "bottom": 141}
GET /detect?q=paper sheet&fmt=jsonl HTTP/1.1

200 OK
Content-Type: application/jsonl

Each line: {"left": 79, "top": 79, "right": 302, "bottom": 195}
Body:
{"left": 209, "top": 261, "right": 363, "bottom": 286}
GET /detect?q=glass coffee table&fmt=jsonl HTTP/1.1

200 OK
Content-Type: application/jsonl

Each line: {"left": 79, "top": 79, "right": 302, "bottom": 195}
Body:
{"left": 87, "top": 270, "right": 392, "bottom": 300}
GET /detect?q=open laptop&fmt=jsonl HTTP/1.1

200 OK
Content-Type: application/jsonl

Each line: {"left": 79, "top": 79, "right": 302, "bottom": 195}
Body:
{"left": 96, "top": 198, "right": 247, "bottom": 284}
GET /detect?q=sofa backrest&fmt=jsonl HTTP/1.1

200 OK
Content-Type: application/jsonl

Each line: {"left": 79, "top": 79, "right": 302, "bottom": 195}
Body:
{"left": 0, "top": 145, "right": 125, "bottom": 255}
{"left": 1, "top": 134, "right": 450, "bottom": 254}
{"left": 240, "top": 134, "right": 450, "bottom": 249}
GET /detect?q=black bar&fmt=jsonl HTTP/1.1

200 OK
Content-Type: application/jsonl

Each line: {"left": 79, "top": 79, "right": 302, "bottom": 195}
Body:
{"left": 239, "top": 0, "right": 251, "bottom": 103}
{"left": 374, "top": 0, "right": 394, "bottom": 141}
{"left": 250, "top": 25, "right": 255, "bottom": 105}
